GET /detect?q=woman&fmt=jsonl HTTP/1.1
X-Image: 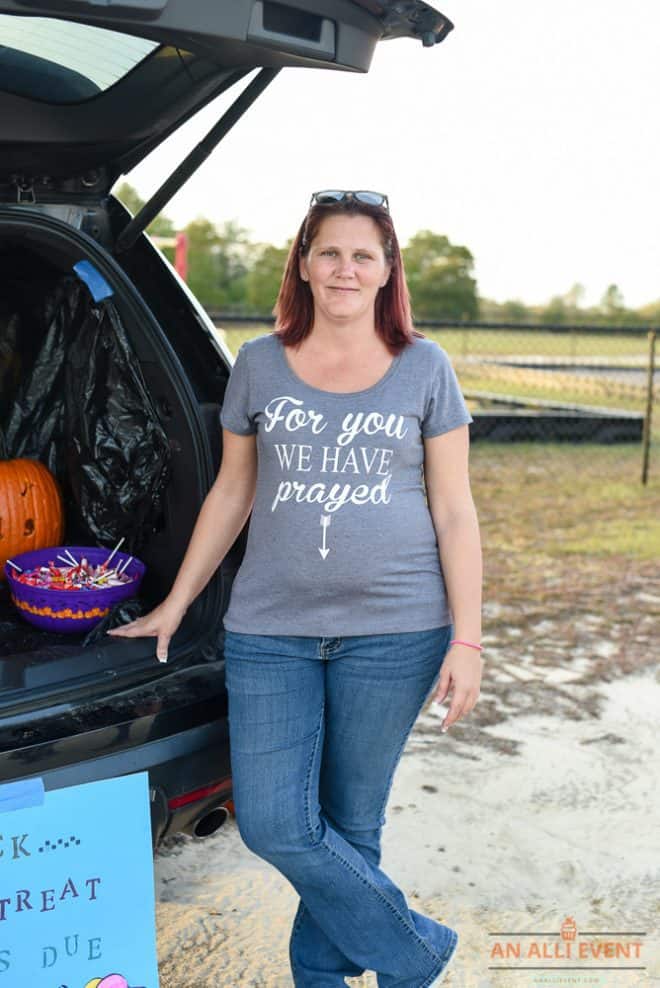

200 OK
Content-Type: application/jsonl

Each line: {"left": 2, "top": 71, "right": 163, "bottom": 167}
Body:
{"left": 109, "top": 189, "right": 483, "bottom": 987}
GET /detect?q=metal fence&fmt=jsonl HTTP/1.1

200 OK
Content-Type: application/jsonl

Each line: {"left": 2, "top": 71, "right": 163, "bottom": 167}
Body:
{"left": 210, "top": 315, "right": 657, "bottom": 488}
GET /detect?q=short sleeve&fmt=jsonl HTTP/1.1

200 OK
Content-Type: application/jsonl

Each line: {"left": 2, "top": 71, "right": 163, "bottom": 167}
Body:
{"left": 220, "top": 343, "right": 257, "bottom": 435}
{"left": 422, "top": 346, "right": 473, "bottom": 438}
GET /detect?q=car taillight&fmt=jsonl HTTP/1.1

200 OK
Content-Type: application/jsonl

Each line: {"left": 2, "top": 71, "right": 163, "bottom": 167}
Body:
{"left": 168, "top": 779, "right": 232, "bottom": 810}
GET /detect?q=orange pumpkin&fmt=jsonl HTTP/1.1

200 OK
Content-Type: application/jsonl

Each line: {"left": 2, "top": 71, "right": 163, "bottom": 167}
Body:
{"left": 0, "top": 458, "right": 64, "bottom": 581}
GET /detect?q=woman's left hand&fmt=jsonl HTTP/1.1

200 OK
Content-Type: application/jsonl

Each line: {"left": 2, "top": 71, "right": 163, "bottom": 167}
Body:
{"left": 432, "top": 644, "right": 483, "bottom": 733}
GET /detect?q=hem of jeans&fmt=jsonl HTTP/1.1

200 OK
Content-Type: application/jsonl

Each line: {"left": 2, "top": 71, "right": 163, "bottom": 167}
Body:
{"left": 290, "top": 898, "right": 367, "bottom": 986}
{"left": 418, "top": 929, "right": 458, "bottom": 988}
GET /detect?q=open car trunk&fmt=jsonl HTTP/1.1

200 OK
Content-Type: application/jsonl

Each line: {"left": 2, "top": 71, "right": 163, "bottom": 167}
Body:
{"left": 0, "top": 211, "right": 229, "bottom": 700}
{"left": 0, "top": 0, "right": 453, "bottom": 707}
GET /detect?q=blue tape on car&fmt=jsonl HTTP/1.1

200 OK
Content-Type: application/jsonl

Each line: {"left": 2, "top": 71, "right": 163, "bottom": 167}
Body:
{"left": 0, "top": 777, "right": 45, "bottom": 813}
{"left": 73, "top": 260, "right": 114, "bottom": 302}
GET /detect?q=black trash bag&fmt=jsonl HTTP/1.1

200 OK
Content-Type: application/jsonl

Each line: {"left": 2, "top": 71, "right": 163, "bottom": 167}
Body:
{"left": 2, "top": 278, "right": 83, "bottom": 478}
{"left": 63, "top": 285, "right": 171, "bottom": 553}
{"left": 3, "top": 274, "right": 171, "bottom": 555}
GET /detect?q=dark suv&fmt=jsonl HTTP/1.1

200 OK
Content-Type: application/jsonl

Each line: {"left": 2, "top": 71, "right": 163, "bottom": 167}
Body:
{"left": 0, "top": 0, "right": 452, "bottom": 849}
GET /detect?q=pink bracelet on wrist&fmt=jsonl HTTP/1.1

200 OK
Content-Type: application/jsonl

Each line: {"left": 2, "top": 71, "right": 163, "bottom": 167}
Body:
{"left": 450, "top": 639, "right": 483, "bottom": 651}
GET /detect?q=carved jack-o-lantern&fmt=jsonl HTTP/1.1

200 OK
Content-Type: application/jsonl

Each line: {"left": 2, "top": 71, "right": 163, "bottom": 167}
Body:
{"left": 0, "top": 458, "right": 64, "bottom": 580}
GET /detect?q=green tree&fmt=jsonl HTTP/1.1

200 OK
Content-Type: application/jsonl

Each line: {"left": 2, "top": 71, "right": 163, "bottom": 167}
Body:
{"left": 245, "top": 241, "right": 292, "bottom": 313}
{"left": 599, "top": 283, "right": 625, "bottom": 321}
{"left": 540, "top": 283, "right": 598, "bottom": 325}
{"left": 597, "top": 284, "right": 644, "bottom": 327}
{"left": 402, "top": 231, "right": 478, "bottom": 320}
{"left": 540, "top": 295, "right": 568, "bottom": 325}
{"left": 636, "top": 299, "right": 660, "bottom": 325}
{"left": 183, "top": 217, "right": 252, "bottom": 310}
{"left": 499, "top": 299, "right": 530, "bottom": 322}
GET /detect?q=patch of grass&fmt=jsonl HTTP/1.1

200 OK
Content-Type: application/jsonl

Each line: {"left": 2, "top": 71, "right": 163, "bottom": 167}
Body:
{"left": 222, "top": 326, "right": 272, "bottom": 353}
{"left": 469, "top": 444, "right": 659, "bottom": 601}
{"left": 470, "top": 442, "right": 659, "bottom": 687}
{"left": 458, "top": 374, "right": 648, "bottom": 414}
{"left": 560, "top": 516, "right": 660, "bottom": 559}
{"left": 422, "top": 327, "right": 651, "bottom": 360}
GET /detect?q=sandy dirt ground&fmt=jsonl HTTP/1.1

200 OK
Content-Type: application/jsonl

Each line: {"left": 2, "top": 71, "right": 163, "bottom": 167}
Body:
{"left": 153, "top": 598, "right": 660, "bottom": 988}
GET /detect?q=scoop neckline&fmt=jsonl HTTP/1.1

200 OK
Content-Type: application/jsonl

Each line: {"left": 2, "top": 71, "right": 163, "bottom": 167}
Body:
{"left": 274, "top": 333, "right": 405, "bottom": 398}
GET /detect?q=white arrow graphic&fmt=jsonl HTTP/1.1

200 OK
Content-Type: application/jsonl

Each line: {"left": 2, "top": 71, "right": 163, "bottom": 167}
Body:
{"left": 319, "top": 515, "right": 331, "bottom": 560}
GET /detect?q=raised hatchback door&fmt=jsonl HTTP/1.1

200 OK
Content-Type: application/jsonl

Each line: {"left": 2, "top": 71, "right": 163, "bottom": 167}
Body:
{"left": 0, "top": 0, "right": 452, "bottom": 190}
{"left": 0, "top": 0, "right": 453, "bottom": 71}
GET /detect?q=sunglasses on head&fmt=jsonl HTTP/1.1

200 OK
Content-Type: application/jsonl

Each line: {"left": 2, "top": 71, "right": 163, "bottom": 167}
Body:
{"left": 309, "top": 190, "right": 390, "bottom": 212}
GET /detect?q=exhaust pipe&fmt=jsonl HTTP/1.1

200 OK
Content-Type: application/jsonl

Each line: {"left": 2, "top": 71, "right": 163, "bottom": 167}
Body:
{"left": 182, "top": 802, "right": 230, "bottom": 839}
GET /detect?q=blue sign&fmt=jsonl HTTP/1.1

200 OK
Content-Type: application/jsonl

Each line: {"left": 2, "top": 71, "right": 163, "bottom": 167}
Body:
{"left": 0, "top": 772, "right": 159, "bottom": 987}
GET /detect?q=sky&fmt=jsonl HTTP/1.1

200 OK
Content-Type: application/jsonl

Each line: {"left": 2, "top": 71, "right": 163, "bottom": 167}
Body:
{"left": 120, "top": 0, "right": 660, "bottom": 310}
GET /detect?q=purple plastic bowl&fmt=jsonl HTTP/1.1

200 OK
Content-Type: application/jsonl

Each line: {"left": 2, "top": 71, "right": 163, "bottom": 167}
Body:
{"left": 3, "top": 545, "right": 146, "bottom": 634}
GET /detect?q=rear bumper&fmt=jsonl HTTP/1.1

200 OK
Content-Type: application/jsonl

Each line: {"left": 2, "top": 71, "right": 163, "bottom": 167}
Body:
{"left": 1, "top": 664, "right": 233, "bottom": 849}
{"left": 38, "top": 717, "right": 232, "bottom": 846}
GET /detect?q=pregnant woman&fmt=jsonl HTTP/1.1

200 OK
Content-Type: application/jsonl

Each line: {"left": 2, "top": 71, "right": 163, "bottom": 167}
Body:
{"left": 109, "top": 189, "right": 484, "bottom": 986}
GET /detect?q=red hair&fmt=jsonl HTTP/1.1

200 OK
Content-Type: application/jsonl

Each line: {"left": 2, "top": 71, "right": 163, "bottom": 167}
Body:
{"left": 273, "top": 199, "right": 424, "bottom": 354}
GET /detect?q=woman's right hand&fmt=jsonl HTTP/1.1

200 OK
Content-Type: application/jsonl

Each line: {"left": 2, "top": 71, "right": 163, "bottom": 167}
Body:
{"left": 106, "top": 596, "right": 188, "bottom": 663}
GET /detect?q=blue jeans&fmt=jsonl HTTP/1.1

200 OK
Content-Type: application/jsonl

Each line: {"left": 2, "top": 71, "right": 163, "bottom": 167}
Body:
{"left": 223, "top": 624, "right": 458, "bottom": 988}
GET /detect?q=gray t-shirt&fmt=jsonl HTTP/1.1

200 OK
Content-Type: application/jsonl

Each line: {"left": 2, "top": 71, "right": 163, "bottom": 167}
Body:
{"left": 219, "top": 332, "right": 473, "bottom": 636}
